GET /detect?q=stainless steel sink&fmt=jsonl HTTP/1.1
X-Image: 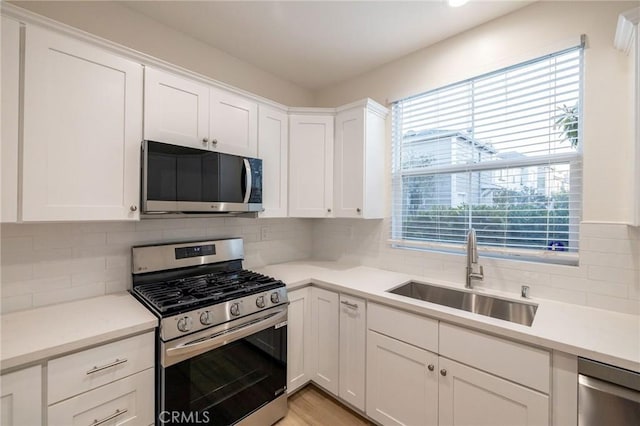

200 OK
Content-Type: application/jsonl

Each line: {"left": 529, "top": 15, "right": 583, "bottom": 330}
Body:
{"left": 387, "top": 281, "right": 538, "bottom": 326}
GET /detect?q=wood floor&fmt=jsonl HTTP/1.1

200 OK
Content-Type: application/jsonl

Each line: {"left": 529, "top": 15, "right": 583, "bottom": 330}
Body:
{"left": 276, "top": 385, "right": 374, "bottom": 426}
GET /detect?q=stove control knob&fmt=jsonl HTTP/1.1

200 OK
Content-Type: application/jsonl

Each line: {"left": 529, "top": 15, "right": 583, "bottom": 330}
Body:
{"left": 230, "top": 303, "right": 240, "bottom": 317}
{"left": 270, "top": 292, "right": 280, "bottom": 304}
{"left": 200, "top": 311, "right": 213, "bottom": 325}
{"left": 256, "top": 296, "right": 265, "bottom": 308}
{"left": 177, "top": 316, "right": 192, "bottom": 332}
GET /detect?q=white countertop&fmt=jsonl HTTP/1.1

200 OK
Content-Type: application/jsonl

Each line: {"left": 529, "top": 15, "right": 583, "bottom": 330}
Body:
{"left": 1, "top": 293, "right": 157, "bottom": 372}
{"left": 257, "top": 261, "right": 640, "bottom": 372}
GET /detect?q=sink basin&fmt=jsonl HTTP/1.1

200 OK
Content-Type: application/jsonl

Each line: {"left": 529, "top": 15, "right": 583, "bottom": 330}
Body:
{"left": 387, "top": 281, "right": 538, "bottom": 326}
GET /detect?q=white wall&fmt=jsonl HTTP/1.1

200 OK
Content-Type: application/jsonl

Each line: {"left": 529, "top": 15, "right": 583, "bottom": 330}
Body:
{"left": 0, "top": 218, "right": 313, "bottom": 313}
{"left": 311, "top": 1, "right": 640, "bottom": 315}
{"left": 9, "top": 1, "right": 313, "bottom": 106}
{"left": 316, "top": 0, "right": 637, "bottom": 224}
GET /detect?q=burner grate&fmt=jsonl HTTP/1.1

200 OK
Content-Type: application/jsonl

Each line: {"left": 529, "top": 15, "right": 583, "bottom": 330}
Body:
{"left": 133, "top": 269, "right": 283, "bottom": 315}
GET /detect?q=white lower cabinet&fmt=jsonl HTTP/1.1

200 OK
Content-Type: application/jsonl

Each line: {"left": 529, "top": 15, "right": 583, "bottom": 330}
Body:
{"left": 46, "top": 331, "right": 155, "bottom": 426}
{"left": 48, "top": 368, "right": 154, "bottom": 426}
{"left": 287, "top": 287, "right": 312, "bottom": 394}
{"left": 0, "top": 365, "right": 42, "bottom": 426}
{"left": 366, "top": 330, "right": 438, "bottom": 426}
{"left": 366, "top": 303, "right": 550, "bottom": 426}
{"left": 438, "top": 358, "right": 549, "bottom": 426}
{"left": 339, "top": 294, "right": 366, "bottom": 411}
{"left": 310, "top": 287, "right": 340, "bottom": 395}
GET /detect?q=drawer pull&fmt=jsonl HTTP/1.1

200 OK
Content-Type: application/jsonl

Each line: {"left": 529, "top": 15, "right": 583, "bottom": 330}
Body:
{"left": 340, "top": 300, "right": 358, "bottom": 310}
{"left": 86, "top": 358, "right": 128, "bottom": 375}
{"left": 90, "top": 408, "right": 128, "bottom": 426}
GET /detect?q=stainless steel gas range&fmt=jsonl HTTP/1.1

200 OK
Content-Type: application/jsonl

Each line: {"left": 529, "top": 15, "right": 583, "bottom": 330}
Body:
{"left": 131, "top": 238, "right": 288, "bottom": 426}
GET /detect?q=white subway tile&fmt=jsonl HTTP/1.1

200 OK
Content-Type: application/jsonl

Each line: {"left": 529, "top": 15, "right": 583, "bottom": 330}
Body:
{"left": 1, "top": 294, "right": 33, "bottom": 314}
{"left": 581, "top": 251, "right": 638, "bottom": 270}
{"left": 586, "top": 294, "right": 640, "bottom": 316}
{"left": 3, "top": 276, "right": 71, "bottom": 297}
{"left": 1, "top": 263, "right": 33, "bottom": 283}
{"left": 587, "top": 265, "right": 638, "bottom": 285}
{"left": 32, "top": 259, "right": 72, "bottom": 279}
{"left": 33, "top": 282, "right": 105, "bottom": 308}
{"left": 1, "top": 236, "right": 33, "bottom": 251}
{"left": 581, "top": 237, "right": 635, "bottom": 254}
{"left": 106, "top": 278, "right": 129, "bottom": 294}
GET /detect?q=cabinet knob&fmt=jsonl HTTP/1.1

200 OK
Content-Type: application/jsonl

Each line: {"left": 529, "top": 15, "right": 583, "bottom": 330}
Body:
{"left": 356, "top": 208, "right": 361, "bottom": 213}
{"left": 440, "top": 369, "right": 447, "bottom": 376}
{"left": 130, "top": 205, "right": 137, "bottom": 212}
{"left": 428, "top": 364, "right": 435, "bottom": 371}
{"left": 212, "top": 139, "right": 218, "bottom": 144}
{"left": 202, "top": 138, "right": 209, "bottom": 143}
{"left": 327, "top": 208, "right": 332, "bottom": 213}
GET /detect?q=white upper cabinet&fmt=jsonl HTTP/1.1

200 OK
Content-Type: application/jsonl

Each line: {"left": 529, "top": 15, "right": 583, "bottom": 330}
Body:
{"left": 144, "top": 67, "right": 258, "bottom": 156}
{"left": 1, "top": 16, "right": 20, "bottom": 223}
{"left": 258, "top": 105, "right": 289, "bottom": 217}
{"left": 22, "top": 25, "right": 143, "bottom": 221}
{"left": 144, "top": 67, "right": 209, "bottom": 149}
{"left": 334, "top": 99, "right": 388, "bottom": 219}
{"left": 289, "top": 113, "right": 335, "bottom": 218}
{"left": 210, "top": 87, "right": 258, "bottom": 157}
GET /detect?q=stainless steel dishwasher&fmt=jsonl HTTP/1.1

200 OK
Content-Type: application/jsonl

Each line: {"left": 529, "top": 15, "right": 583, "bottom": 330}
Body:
{"left": 578, "top": 358, "right": 640, "bottom": 425}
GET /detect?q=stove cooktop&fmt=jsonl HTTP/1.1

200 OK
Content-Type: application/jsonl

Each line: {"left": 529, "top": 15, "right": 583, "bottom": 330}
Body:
{"left": 133, "top": 269, "right": 284, "bottom": 316}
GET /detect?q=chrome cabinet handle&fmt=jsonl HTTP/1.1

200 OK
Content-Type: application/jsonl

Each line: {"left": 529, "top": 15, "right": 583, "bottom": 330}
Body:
{"left": 440, "top": 369, "right": 447, "bottom": 376}
{"left": 129, "top": 205, "right": 137, "bottom": 212}
{"left": 86, "top": 358, "right": 128, "bottom": 375}
{"left": 428, "top": 364, "right": 435, "bottom": 371}
{"left": 90, "top": 409, "right": 127, "bottom": 426}
{"left": 340, "top": 300, "right": 358, "bottom": 310}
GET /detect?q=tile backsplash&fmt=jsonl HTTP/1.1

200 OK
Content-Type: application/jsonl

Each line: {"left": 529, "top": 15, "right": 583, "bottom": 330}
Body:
{"left": 2, "top": 217, "right": 638, "bottom": 315}
{"left": 0, "top": 217, "right": 312, "bottom": 313}
{"left": 311, "top": 219, "right": 640, "bottom": 315}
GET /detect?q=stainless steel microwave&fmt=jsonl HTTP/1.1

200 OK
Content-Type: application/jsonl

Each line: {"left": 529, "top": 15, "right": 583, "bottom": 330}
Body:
{"left": 141, "top": 141, "right": 262, "bottom": 214}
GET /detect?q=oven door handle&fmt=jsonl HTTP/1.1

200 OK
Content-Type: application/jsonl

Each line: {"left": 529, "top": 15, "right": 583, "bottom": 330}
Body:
{"left": 163, "top": 308, "right": 287, "bottom": 367}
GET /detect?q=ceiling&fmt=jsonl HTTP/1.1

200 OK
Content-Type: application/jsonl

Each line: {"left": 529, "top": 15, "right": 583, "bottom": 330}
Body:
{"left": 121, "top": 1, "right": 534, "bottom": 91}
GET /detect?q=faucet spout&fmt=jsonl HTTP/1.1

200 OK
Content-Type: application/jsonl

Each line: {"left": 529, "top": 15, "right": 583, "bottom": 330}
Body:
{"left": 466, "top": 228, "right": 484, "bottom": 289}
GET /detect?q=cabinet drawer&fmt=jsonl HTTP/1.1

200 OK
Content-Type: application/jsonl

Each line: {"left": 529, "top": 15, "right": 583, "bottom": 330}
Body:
{"left": 439, "top": 323, "right": 550, "bottom": 393}
{"left": 48, "top": 332, "right": 154, "bottom": 404}
{"left": 48, "top": 368, "right": 154, "bottom": 426}
{"left": 368, "top": 302, "right": 438, "bottom": 352}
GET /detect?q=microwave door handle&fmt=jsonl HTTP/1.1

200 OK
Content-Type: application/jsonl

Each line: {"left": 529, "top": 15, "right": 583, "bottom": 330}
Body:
{"left": 243, "top": 158, "right": 252, "bottom": 203}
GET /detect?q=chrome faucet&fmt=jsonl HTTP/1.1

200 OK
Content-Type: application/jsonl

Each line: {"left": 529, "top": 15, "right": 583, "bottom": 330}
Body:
{"left": 466, "top": 228, "right": 484, "bottom": 289}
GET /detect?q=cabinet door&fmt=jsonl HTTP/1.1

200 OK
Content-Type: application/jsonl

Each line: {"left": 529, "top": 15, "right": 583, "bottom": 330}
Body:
{"left": 287, "top": 287, "right": 312, "bottom": 394}
{"left": 334, "top": 107, "right": 365, "bottom": 218}
{"left": 1, "top": 16, "right": 20, "bottom": 223}
{"left": 1, "top": 365, "right": 42, "bottom": 426}
{"left": 310, "top": 287, "right": 339, "bottom": 395}
{"left": 144, "top": 67, "right": 209, "bottom": 149}
{"left": 339, "top": 294, "right": 366, "bottom": 411}
{"left": 439, "top": 357, "right": 549, "bottom": 426}
{"left": 22, "top": 25, "right": 143, "bottom": 221}
{"left": 210, "top": 87, "right": 258, "bottom": 157}
{"left": 48, "top": 368, "right": 154, "bottom": 426}
{"left": 366, "top": 331, "right": 438, "bottom": 426}
{"left": 258, "top": 106, "right": 288, "bottom": 217}
{"left": 289, "top": 114, "right": 334, "bottom": 217}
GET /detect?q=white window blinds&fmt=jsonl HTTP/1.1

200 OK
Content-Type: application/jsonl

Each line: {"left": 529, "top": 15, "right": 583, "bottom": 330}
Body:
{"left": 391, "top": 45, "right": 583, "bottom": 262}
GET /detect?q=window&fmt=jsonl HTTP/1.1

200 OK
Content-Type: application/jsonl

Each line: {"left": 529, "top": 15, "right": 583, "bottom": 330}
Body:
{"left": 391, "top": 44, "right": 583, "bottom": 263}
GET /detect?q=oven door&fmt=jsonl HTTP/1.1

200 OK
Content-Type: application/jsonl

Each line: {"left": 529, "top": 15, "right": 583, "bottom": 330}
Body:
{"left": 158, "top": 307, "right": 287, "bottom": 426}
